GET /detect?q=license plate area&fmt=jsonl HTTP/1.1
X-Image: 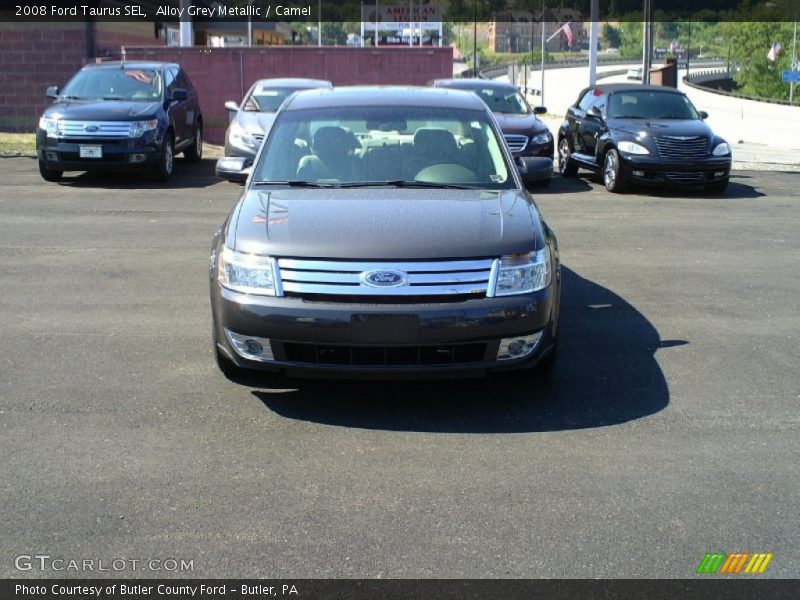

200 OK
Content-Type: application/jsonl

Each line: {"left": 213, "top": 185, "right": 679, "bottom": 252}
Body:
{"left": 350, "top": 314, "right": 420, "bottom": 344}
{"left": 79, "top": 145, "right": 103, "bottom": 159}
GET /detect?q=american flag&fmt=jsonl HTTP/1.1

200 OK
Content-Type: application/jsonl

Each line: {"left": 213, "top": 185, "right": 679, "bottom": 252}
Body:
{"left": 767, "top": 41, "right": 782, "bottom": 62}
{"left": 561, "top": 22, "right": 574, "bottom": 48}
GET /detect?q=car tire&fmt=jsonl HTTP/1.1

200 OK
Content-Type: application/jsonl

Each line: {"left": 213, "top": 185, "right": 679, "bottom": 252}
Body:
{"left": 152, "top": 134, "right": 174, "bottom": 182}
{"left": 184, "top": 122, "right": 203, "bottom": 163}
{"left": 38, "top": 160, "right": 62, "bottom": 182}
{"left": 705, "top": 178, "right": 729, "bottom": 195}
{"left": 602, "top": 149, "right": 627, "bottom": 193}
{"left": 558, "top": 137, "right": 578, "bottom": 177}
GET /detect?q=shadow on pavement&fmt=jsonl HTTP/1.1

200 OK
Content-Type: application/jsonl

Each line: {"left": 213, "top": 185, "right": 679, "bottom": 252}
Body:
{"left": 54, "top": 157, "right": 220, "bottom": 189}
{"left": 250, "top": 267, "right": 675, "bottom": 433}
{"left": 530, "top": 174, "right": 594, "bottom": 195}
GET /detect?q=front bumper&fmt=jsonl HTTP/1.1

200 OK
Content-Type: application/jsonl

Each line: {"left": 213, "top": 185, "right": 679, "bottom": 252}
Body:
{"left": 212, "top": 285, "right": 557, "bottom": 378}
{"left": 620, "top": 154, "right": 732, "bottom": 186}
{"left": 36, "top": 130, "right": 162, "bottom": 172}
{"left": 513, "top": 139, "right": 554, "bottom": 161}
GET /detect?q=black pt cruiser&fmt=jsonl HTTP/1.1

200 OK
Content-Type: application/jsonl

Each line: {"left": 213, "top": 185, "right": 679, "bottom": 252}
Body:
{"left": 557, "top": 84, "right": 732, "bottom": 193}
{"left": 36, "top": 61, "right": 203, "bottom": 182}
{"left": 210, "top": 87, "right": 561, "bottom": 379}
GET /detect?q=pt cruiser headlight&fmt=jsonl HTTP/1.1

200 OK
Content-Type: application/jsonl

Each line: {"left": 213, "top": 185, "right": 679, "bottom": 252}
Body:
{"left": 39, "top": 116, "right": 60, "bottom": 137}
{"left": 618, "top": 140, "right": 649, "bottom": 155}
{"left": 491, "top": 248, "right": 551, "bottom": 296}
{"left": 712, "top": 142, "right": 731, "bottom": 156}
{"left": 218, "top": 247, "right": 278, "bottom": 296}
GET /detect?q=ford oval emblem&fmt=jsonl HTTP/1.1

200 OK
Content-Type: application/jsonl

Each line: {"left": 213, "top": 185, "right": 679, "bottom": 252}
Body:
{"left": 84, "top": 125, "right": 99, "bottom": 132}
{"left": 361, "top": 269, "right": 406, "bottom": 287}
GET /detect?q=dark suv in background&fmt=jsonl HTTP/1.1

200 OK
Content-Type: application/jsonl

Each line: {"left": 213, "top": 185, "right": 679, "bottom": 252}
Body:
{"left": 36, "top": 61, "right": 203, "bottom": 182}
{"left": 431, "top": 78, "right": 553, "bottom": 185}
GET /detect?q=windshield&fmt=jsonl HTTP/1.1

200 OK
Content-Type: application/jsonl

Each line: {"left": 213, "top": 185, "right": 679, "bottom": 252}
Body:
{"left": 474, "top": 87, "right": 530, "bottom": 115}
{"left": 244, "top": 86, "right": 309, "bottom": 112}
{"left": 607, "top": 91, "right": 699, "bottom": 120}
{"left": 60, "top": 68, "right": 162, "bottom": 101}
{"left": 253, "top": 105, "right": 514, "bottom": 189}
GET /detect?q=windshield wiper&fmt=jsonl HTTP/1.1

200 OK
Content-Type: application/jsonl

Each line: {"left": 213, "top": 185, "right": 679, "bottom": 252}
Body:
{"left": 336, "top": 180, "right": 476, "bottom": 189}
{"left": 251, "top": 180, "right": 338, "bottom": 188}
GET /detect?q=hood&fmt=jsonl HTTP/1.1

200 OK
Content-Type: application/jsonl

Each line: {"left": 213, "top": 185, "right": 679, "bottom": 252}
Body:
{"left": 43, "top": 100, "right": 160, "bottom": 120}
{"left": 609, "top": 118, "right": 713, "bottom": 139}
{"left": 229, "top": 188, "right": 542, "bottom": 259}
{"left": 234, "top": 110, "right": 276, "bottom": 135}
{"left": 493, "top": 112, "right": 548, "bottom": 135}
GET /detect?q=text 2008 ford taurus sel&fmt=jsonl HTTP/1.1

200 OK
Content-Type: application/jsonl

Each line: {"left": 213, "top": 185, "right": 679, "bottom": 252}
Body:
{"left": 209, "top": 87, "right": 561, "bottom": 379}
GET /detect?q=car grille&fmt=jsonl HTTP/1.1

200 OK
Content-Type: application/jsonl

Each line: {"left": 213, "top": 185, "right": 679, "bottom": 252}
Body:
{"left": 57, "top": 120, "right": 132, "bottom": 139}
{"left": 653, "top": 136, "right": 709, "bottom": 160}
{"left": 276, "top": 258, "right": 494, "bottom": 299}
{"left": 663, "top": 171, "right": 707, "bottom": 183}
{"left": 503, "top": 134, "right": 528, "bottom": 153}
{"left": 283, "top": 342, "right": 487, "bottom": 366}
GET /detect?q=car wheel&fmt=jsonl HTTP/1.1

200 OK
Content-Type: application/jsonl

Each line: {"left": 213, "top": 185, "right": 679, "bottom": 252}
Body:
{"left": 705, "top": 178, "right": 729, "bottom": 195}
{"left": 184, "top": 122, "right": 203, "bottom": 163}
{"left": 603, "top": 149, "right": 627, "bottom": 193}
{"left": 558, "top": 137, "right": 578, "bottom": 177}
{"left": 38, "top": 160, "right": 62, "bottom": 182}
{"left": 152, "top": 134, "right": 174, "bottom": 182}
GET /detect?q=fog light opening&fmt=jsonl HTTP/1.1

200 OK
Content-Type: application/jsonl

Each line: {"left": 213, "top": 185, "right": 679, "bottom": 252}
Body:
{"left": 497, "top": 331, "right": 543, "bottom": 361}
{"left": 714, "top": 171, "right": 727, "bottom": 178}
{"left": 130, "top": 153, "right": 147, "bottom": 163}
{"left": 632, "top": 170, "right": 645, "bottom": 177}
{"left": 224, "top": 329, "right": 275, "bottom": 362}
{"left": 46, "top": 152, "right": 58, "bottom": 161}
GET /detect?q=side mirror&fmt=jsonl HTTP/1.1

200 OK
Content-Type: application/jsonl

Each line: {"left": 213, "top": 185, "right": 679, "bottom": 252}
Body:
{"left": 45, "top": 86, "right": 59, "bottom": 99}
{"left": 516, "top": 156, "right": 553, "bottom": 185}
{"left": 698, "top": 110, "right": 708, "bottom": 120}
{"left": 170, "top": 88, "right": 188, "bottom": 102}
{"left": 216, "top": 156, "right": 252, "bottom": 184}
{"left": 586, "top": 106, "right": 603, "bottom": 121}
{"left": 225, "top": 100, "right": 239, "bottom": 123}
{"left": 533, "top": 106, "right": 547, "bottom": 115}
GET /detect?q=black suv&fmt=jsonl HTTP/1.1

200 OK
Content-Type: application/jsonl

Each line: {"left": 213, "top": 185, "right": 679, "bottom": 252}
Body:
{"left": 210, "top": 87, "right": 561, "bottom": 380}
{"left": 36, "top": 61, "right": 203, "bottom": 182}
{"left": 557, "top": 84, "right": 732, "bottom": 193}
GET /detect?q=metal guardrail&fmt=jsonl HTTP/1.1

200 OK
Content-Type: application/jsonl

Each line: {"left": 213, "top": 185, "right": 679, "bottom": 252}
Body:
{"left": 683, "top": 67, "right": 797, "bottom": 106}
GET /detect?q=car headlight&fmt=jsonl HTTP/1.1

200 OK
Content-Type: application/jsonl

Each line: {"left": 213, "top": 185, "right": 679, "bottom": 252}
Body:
{"left": 712, "top": 142, "right": 731, "bottom": 156}
{"left": 129, "top": 119, "right": 159, "bottom": 138}
{"left": 229, "top": 123, "right": 260, "bottom": 151}
{"left": 218, "top": 246, "right": 278, "bottom": 296}
{"left": 618, "top": 140, "right": 649, "bottom": 155}
{"left": 491, "top": 248, "right": 551, "bottom": 296}
{"left": 530, "top": 132, "right": 551, "bottom": 146}
{"left": 39, "top": 116, "right": 60, "bottom": 137}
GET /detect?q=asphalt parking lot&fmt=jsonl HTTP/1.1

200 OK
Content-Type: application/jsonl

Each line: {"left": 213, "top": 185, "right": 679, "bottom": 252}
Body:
{"left": 0, "top": 157, "right": 797, "bottom": 578}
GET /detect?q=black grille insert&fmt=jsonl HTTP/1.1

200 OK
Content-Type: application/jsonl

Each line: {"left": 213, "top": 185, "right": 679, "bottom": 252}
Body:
{"left": 283, "top": 342, "right": 487, "bottom": 366}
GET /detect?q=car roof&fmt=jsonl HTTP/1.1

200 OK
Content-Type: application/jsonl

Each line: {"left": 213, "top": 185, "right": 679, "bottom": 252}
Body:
{"left": 431, "top": 78, "right": 517, "bottom": 92}
{"left": 283, "top": 86, "right": 488, "bottom": 111}
{"left": 82, "top": 61, "right": 177, "bottom": 71}
{"left": 251, "top": 78, "right": 333, "bottom": 89}
{"left": 593, "top": 83, "right": 686, "bottom": 95}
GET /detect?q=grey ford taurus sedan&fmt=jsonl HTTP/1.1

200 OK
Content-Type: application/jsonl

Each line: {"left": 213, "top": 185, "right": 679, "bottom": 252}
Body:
{"left": 210, "top": 86, "right": 561, "bottom": 379}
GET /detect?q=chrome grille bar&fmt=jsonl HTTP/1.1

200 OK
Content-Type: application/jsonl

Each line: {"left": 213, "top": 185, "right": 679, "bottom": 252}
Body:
{"left": 653, "top": 136, "right": 709, "bottom": 160}
{"left": 58, "top": 120, "right": 132, "bottom": 139}
{"left": 503, "top": 134, "right": 528, "bottom": 153}
{"left": 276, "top": 258, "right": 494, "bottom": 297}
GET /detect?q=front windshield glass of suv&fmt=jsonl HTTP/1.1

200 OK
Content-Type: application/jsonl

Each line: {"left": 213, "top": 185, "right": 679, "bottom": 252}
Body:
{"left": 60, "top": 68, "right": 162, "bottom": 101}
{"left": 254, "top": 105, "right": 514, "bottom": 189}
{"left": 244, "top": 86, "right": 305, "bottom": 112}
{"left": 474, "top": 88, "right": 529, "bottom": 115}
{"left": 607, "top": 91, "right": 699, "bottom": 120}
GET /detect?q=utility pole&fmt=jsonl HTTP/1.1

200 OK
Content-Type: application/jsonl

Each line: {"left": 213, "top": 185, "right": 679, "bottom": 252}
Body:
{"left": 642, "top": 0, "right": 652, "bottom": 84}
{"left": 588, "top": 0, "right": 599, "bottom": 86}
{"left": 791, "top": 18, "right": 798, "bottom": 104}
{"left": 318, "top": 0, "right": 322, "bottom": 46}
{"left": 540, "top": 1, "right": 545, "bottom": 106}
{"left": 473, "top": 0, "right": 477, "bottom": 76}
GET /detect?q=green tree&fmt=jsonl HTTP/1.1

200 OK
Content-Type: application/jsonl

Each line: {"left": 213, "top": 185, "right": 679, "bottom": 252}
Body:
{"left": 603, "top": 23, "right": 622, "bottom": 49}
{"left": 722, "top": 21, "right": 795, "bottom": 102}
{"left": 322, "top": 22, "right": 347, "bottom": 46}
